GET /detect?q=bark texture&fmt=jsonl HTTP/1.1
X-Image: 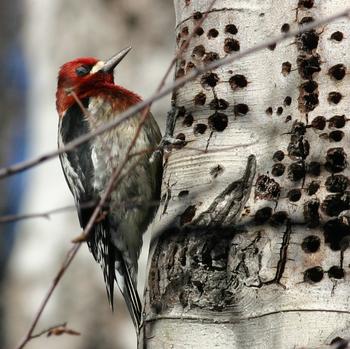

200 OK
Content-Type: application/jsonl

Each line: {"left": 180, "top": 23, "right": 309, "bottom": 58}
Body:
{"left": 143, "top": 0, "right": 350, "bottom": 348}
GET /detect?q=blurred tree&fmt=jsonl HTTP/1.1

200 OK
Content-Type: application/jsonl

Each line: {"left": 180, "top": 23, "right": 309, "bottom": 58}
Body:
{"left": 0, "top": 0, "right": 28, "bottom": 347}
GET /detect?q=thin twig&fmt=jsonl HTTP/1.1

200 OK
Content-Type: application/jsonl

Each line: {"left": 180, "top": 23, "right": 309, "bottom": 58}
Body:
{"left": 30, "top": 323, "right": 67, "bottom": 339}
{"left": 2, "top": 7, "right": 348, "bottom": 180}
{"left": 30, "top": 322, "right": 80, "bottom": 339}
{"left": 0, "top": 199, "right": 160, "bottom": 224}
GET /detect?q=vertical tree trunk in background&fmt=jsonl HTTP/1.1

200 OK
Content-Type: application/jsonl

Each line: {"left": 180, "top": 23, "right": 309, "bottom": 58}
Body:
{"left": 143, "top": 0, "right": 350, "bottom": 348}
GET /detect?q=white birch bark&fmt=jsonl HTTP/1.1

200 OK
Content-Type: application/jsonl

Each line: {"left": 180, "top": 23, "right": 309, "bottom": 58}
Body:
{"left": 143, "top": 1, "right": 350, "bottom": 348}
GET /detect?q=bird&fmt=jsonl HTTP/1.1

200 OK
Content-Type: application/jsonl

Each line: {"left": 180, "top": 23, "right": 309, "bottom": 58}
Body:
{"left": 55, "top": 47, "right": 162, "bottom": 330}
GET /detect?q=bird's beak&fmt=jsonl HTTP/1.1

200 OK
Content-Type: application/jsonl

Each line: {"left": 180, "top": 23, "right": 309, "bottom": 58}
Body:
{"left": 101, "top": 46, "right": 132, "bottom": 73}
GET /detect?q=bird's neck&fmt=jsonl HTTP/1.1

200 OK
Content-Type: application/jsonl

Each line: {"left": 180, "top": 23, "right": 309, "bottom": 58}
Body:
{"left": 56, "top": 82, "right": 141, "bottom": 117}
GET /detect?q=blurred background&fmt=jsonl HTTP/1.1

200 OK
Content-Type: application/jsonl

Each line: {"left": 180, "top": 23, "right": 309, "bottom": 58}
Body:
{"left": 1, "top": 0, "right": 174, "bottom": 348}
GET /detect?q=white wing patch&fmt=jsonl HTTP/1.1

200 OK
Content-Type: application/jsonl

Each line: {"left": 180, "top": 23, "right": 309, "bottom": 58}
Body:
{"left": 58, "top": 120, "right": 85, "bottom": 201}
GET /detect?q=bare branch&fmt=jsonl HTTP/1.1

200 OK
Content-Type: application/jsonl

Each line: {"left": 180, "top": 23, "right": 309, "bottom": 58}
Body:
{"left": 0, "top": 199, "right": 160, "bottom": 224}
{"left": 1, "top": 7, "right": 348, "bottom": 179}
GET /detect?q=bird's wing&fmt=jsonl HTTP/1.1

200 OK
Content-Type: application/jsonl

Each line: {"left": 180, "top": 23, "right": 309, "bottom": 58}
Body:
{"left": 58, "top": 100, "right": 117, "bottom": 304}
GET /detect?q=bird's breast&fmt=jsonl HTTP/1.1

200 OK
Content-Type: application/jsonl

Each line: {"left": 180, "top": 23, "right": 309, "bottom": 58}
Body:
{"left": 87, "top": 96, "right": 158, "bottom": 197}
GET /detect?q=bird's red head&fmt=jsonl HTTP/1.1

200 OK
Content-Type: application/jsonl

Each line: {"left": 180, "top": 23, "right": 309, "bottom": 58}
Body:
{"left": 56, "top": 47, "right": 139, "bottom": 116}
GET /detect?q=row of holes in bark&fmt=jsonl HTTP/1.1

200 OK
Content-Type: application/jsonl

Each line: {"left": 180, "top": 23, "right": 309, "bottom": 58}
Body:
{"left": 178, "top": 101, "right": 249, "bottom": 135}
{"left": 178, "top": 114, "right": 347, "bottom": 144}
{"left": 185, "top": 62, "right": 346, "bottom": 88}
{"left": 271, "top": 151, "right": 347, "bottom": 179}
{"left": 254, "top": 203, "right": 350, "bottom": 251}
{"left": 178, "top": 30, "right": 240, "bottom": 54}
{"left": 304, "top": 265, "right": 344, "bottom": 282}
{"left": 179, "top": 23, "right": 237, "bottom": 38}
{"left": 281, "top": 59, "right": 347, "bottom": 80}
{"left": 286, "top": 175, "right": 349, "bottom": 201}
{"left": 189, "top": 76, "right": 341, "bottom": 118}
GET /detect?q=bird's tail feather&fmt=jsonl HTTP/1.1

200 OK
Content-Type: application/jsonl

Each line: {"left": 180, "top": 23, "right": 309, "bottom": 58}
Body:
{"left": 115, "top": 257, "right": 142, "bottom": 331}
{"left": 86, "top": 221, "right": 142, "bottom": 331}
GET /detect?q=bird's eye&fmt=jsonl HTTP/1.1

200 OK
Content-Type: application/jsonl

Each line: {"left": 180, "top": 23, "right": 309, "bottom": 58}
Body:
{"left": 75, "top": 65, "right": 91, "bottom": 76}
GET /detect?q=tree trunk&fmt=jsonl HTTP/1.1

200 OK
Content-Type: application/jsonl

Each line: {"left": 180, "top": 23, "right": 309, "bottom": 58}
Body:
{"left": 142, "top": 0, "right": 350, "bottom": 348}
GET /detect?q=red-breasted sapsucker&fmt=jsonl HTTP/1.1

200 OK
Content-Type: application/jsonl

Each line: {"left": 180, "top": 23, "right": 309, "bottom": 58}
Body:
{"left": 56, "top": 47, "right": 162, "bottom": 329}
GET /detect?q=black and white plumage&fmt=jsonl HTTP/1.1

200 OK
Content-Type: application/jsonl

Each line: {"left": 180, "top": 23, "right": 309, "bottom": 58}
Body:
{"left": 56, "top": 49, "right": 162, "bottom": 330}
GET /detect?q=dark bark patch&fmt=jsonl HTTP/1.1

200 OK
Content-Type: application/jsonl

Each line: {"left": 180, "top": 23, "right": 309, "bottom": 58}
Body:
{"left": 303, "top": 199, "right": 320, "bottom": 228}
{"left": 270, "top": 211, "right": 288, "bottom": 226}
{"left": 224, "top": 38, "right": 240, "bottom": 53}
{"left": 255, "top": 175, "right": 280, "bottom": 200}
{"left": 178, "top": 190, "right": 189, "bottom": 198}
{"left": 328, "top": 92, "right": 342, "bottom": 105}
{"left": 301, "top": 235, "right": 320, "bottom": 253}
{"left": 307, "top": 181, "right": 320, "bottom": 195}
{"left": 306, "top": 161, "right": 321, "bottom": 176}
{"left": 277, "top": 107, "right": 283, "bottom": 115}
{"left": 329, "top": 130, "right": 344, "bottom": 142}
{"left": 299, "top": 17, "right": 314, "bottom": 25}
{"left": 325, "top": 175, "right": 349, "bottom": 193}
{"left": 210, "top": 165, "right": 224, "bottom": 178}
{"left": 225, "top": 24, "right": 238, "bottom": 34}
{"left": 234, "top": 103, "right": 249, "bottom": 116}
{"left": 273, "top": 150, "right": 285, "bottom": 162}
{"left": 287, "top": 162, "right": 305, "bottom": 181}
{"left": 329, "top": 115, "right": 346, "bottom": 129}
{"left": 194, "top": 92, "right": 206, "bottom": 105}
{"left": 281, "top": 23, "right": 290, "bottom": 33}
{"left": 301, "top": 80, "right": 318, "bottom": 93}
{"left": 181, "top": 26, "right": 189, "bottom": 36}
{"left": 323, "top": 218, "right": 350, "bottom": 251}
{"left": 209, "top": 98, "right": 229, "bottom": 110}
{"left": 195, "top": 27, "right": 204, "bottom": 36}
{"left": 207, "top": 28, "right": 219, "bottom": 39}
{"left": 272, "top": 163, "right": 285, "bottom": 177}
{"left": 304, "top": 266, "right": 323, "bottom": 283}
{"left": 176, "top": 68, "right": 185, "bottom": 79}
{"left": 229, "top": 74, "right": 248, "bottom": 89}
{"left": 328, "top": 64, "right": 346, "bottom": 80}
{"left": 265, "top": 107, "right": 273, "bottom": 115}
{"left": 182, "top": 113, "right": 194, "bottom": 127}
{"left": 148, "top": 228, "right": 236, "bottom": 312}
{"left": 201, "top": 73, "right": 219, "bottom": 88}
{"left": 194, "top": 123, "right": 207, "bottom": 135}
{"left": 288, "top": 189, "right": 302, "bottom": 202}
{"left": 297, "top": 30, "right": 319, "bottom": 52}
{"left": 282, "top": 61, "right": 292, "bottom": 76}
{"left": 208, "top": 112, "right": 228, "bottom": 131}
{"left": 321, "top": 192, "right": 350, "bottom": 217}
{"left": 297, "top": 54, "right": 321, "bottom": 79}
{"left": 330, "top": 31, "right": 343, "bottom": 42}
{"left": 311, "top": 115, "right": 326, "bottom": 130}
{"left": 325, "top": 148, "right": 347, "bottom": 173}
{"left": 193, "top": 11, "right": 202, "bottom": 20}
{"left": 254, "top": 207, "right": 273, "bottom": 224}
{"left": 328, "top": 266, "right": 344, "bottom": 279}
{"left": 192, "top": 45, "right": 205, "bottom": 57}
{"left": 180, "top": 205, "right": 197, "bottom": 225}
{"left": 203, "top": 51, "right": 220, "bottom": 63}
{"left": 284, "top": 96, "right": 292, "bottom": 106}
{"left": 298, "top": 0, "right": 314, "bottom": 9}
